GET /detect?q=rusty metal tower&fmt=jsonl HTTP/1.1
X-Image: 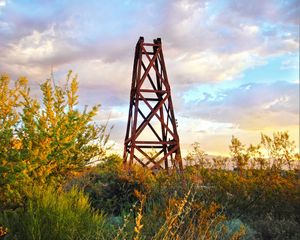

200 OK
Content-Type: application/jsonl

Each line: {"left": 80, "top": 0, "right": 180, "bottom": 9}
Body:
{"left": 123, "top": 37, "right": 183, "bottom": 171}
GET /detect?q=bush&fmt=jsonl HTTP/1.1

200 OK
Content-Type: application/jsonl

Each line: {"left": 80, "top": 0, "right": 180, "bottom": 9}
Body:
{"left": 0, "top": 72, "right": 109, "bottom": 209}
{"left": 0, "top": 186, "right": 112, "bottom": 240}
{"left": 248, "top": 215, "right": 300, "bottom": 240}
{"left": 67, "top": 154, "right": 156, "bottom": 215}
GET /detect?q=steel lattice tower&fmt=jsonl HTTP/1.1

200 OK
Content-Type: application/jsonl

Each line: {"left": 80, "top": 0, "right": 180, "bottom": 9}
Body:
{"left": 123, "top": 37, "right": 183, "bottom": 171}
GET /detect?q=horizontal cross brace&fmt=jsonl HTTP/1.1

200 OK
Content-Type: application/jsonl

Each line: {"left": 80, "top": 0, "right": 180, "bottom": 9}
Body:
{"left": 133, "top": 141, "right": 177, "bottom": 145}
{"left": 133, "top": 97, "right": 159, "bottom": 101}
{"left": 142, "top": 43, "right": 160, "bottom": 47}
{"left": 142, "top": 51, "right": 155, "bottom": 55}
{"left": 126, "top": 145, "right": 167, "bottom": 149}
{"left": 139, "top": 89, "right": 167, "bottom": 93}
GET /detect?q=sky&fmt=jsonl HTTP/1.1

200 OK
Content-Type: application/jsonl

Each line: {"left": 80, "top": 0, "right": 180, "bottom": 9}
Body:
{"left": 0, "top": 0, "right": 299, "bottom": 156}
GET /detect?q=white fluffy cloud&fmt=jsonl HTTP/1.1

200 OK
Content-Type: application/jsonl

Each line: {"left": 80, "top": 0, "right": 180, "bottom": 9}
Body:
{"left": 0, "top": 0, "right": 6, "bottom": 7}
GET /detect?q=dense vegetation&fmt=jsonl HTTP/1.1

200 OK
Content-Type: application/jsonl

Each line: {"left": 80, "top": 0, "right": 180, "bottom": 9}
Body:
{"left": 0, "top": 73, "right": 299, "bottom": 240}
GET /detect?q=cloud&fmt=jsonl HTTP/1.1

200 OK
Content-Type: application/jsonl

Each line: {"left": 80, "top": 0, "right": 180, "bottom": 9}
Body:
{"left": 281, "top": 54, "right": 299, "bottom": 69}
{"left": 0, "top": 0, "right": 6, "bottom": 7}
{"left": 181, "top": 81, "right": 299, "bottom": 130}
{"left": 0, "top": 0, "right": 299, "bottom": 154}
{"left": 1, "top": 0, "right": 298, "bottom": 106}
{"left": 225, "top": 0, "right": 299, "bottom": 25}
{"left": 167, "top": 51, "right": 266, "bottom": 86}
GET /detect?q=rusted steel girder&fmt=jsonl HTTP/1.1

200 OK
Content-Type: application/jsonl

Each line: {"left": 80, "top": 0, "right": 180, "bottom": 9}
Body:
{"left": 123, "top": 37, "right": 183, "bottom": 172}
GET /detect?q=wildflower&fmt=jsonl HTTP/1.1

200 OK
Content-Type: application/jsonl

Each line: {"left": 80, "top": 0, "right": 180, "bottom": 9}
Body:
{"left": 0, "top": 226, "right": 8, "bottom": 237}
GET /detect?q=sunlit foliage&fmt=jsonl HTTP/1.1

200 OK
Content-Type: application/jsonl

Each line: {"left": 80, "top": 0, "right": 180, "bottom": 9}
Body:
{"left": 0, "top": 72, "right": 109, "bottom": 209}
{"left": 0, "top": 72, "right": 299, "bottom": 239}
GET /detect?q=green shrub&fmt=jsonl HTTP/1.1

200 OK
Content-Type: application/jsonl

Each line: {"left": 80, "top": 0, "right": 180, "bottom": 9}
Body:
{"left": 248, "top": 215, "right": 300, "bottom": 240}
{"left": 68, "top": 154, "right": 155, "bottom": 215}
{"left": 0, "top": 186, "right": 112, "bottom": 240}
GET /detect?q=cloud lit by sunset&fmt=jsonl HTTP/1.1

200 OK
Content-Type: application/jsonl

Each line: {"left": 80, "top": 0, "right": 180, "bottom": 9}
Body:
{"left": 0, "top": 0, "right": 299, "bottom": 156}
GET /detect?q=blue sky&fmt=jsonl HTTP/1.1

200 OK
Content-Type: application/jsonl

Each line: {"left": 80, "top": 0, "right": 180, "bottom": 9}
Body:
{"left": 0, "top": 0, "right": 299, "bottom": 155}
